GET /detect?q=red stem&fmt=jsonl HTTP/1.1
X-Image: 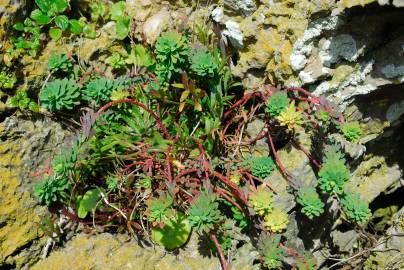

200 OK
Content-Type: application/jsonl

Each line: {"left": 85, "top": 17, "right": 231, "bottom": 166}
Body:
{"left": 266, "top": 130, "right": 292, "bottom": 179}
{"left": 286, "top": 87, "right": 319, "bottom": 104}
{"left": 223, "top": 92, "right": 262, "bottom": 120}
{"left": 212, "top": 171, "right": 248, "bottom": 205}
{"left": 215, "top": 187, "right": 244, "bottom": 213}
{"left": 198, "top": 143, "right": 210, "bottom": 181}
{"left": 175, "top": 168, "right": 199, "bottom": 182}
{"left": 210, "top": 233, "right": 229, "bottom": 270}
{"left": 97, "top": 99, "right": 172, "bottom": 140}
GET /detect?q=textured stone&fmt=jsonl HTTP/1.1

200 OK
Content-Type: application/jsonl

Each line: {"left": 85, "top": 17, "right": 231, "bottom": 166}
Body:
{"left": 0, "top": 115, "right": 67, "bottom": 269}
{"left": 31, "top": 233, "right": 221, "bottom": 270}
{"left": 142, "top": 8, "right": 171, "bottom": 44}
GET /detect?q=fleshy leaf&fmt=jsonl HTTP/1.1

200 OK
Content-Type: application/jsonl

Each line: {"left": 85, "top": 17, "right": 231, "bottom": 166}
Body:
{"left": 151, "top": 212, "right": 191, "bottom": 249}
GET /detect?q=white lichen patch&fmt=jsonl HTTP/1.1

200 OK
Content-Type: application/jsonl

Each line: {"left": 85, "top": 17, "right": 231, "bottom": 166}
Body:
{"left": 290, "top": 16, "right": 341, "bottom": 71}
{"left": 319, "top": 34, "right": 363, "bottom": 67}
{"left": 222, "top": 20, "right": 244, "bottom": 48}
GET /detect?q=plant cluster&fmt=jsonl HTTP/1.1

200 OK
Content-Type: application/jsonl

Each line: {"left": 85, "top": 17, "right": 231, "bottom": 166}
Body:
{"left": 39, "top": 78, "right": 80, "bottom": 112}
{"left": 10, "top": 5, "right": 374, "bottom": 266}
{"left": 341, "top": 122, "right": 362, "bottom": 142}
{"left": 34, "top": 174, "right": 70, "bottom": 205}
{"left": 248, "top": 156, "right": 276, "bottom": 179}
{"left": 48, "top": 53, "right": 73, "bottom": 72}
{"left": 341, "top": 192, "right": 371, "bottom": 223}
{"left": 258, "top": 234, "right": 285, "bottom": 269}
{"left": 266, "top": 91, "right": 289, "bottom": 117}
{"left": 0, "top": 71, "right": 16, "bottom": 90}
{"left": 7, "top": 89, "right": 39, "bottom": 112}
{"left": 297, "top": 187, "right": 325, "bottom": 220}
{"left": 318, "top": 145, "right": 350, "bottom": 194}
{"left": 248, "top": 185, "right": 274, "bottom": 216}
{"left": 187, "top": 192, "right": 222, "bottom": 234}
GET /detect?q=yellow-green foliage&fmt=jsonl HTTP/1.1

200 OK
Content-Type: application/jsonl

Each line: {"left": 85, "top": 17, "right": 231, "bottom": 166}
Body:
{"left": 248, "top": 185, "right": 274, "bottom": 216}
{"left": 276, "top": 101, "right": 304, "bottom": 132}
{"left": 264, "top": 208, "right": 289, "bottom": 233}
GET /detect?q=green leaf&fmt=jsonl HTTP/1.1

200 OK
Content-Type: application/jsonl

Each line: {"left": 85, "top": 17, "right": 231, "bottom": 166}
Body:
{"left": 125, "top": 44, "right": 155, "bottom": 67}
{"left": 14, "top": 22, "right": 25, "bottom": 31}
{"left": 49, "top": 28, "right": 63, "bottom": 40}
{"left": 29, "top": 102, "right": 40, "bottom": 112}
{"left": 151, "top": 212, "right": 192, "bottom": 250}
{"left": 76, "top": 196, "right": 87, "bottom": 218}
{"left": 35, "top": 0, "right": 52, "bottom": 14}
{"left": 30, "top": 9, "right": 51, "bottom": 25}
{"left": 83, "top": 25, "right": 96, "bottom": 39}
{"left": 109, "top": 1, "right": 126, "bottom": 21}
{"left": 77, "top": 189, "right": 102, "bottom": 218}
{"left": 55, "top": 15, "right": 69, "bottom": 30}
{"left": 115, "top": 16, "right": 130, "bottom": 40}
{"left": 53, "top": 0, "right": 69, "bottom": 14}
{"left": 69, "top": 19, "right": 82, "bottom": 35}
{"left": 7, "top": 97, "right": 19, "bottom": 108}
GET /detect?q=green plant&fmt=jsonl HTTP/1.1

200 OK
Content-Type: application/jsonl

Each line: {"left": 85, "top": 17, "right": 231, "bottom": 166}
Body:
{"left": 90, "top": 2, "right": 108, "bottom": 22}
{"left": 106, "top": 175, "right": 118, "bottom": 191}
{"left": 7, "top": 89, "right": 39, "bottom": 112}
{"left": 34, "top": 174, "right": 70, "bottom": 205}
{"left": 125, "top": 44, "right": 155, "bottom": 68}
{"left": 83, "top": 77, "right": 116, "bottom": 105}
{"left": 12, "top": 18, "right": 42, "bottom": 56}
{"left": 248, "top": 156, "right": 276, "bottom": 179}
{"left": 248, "top": 185, "right": 274, "bottom": 216}
{"left": 51, "top": 144, "right": 78, "bottom": 178}
{"left": 258, "top": 234, "right": 285, "bottom": 269}
{"left": 189, "top": 47, "right": 218, "bottom": 77}
{"left": 187, "top": 192, "right": 222, "bottom": 234}
{"left": 147, "top": 194, "right": 174, "bottom": 225}
{"left": 297, "top": 187, "right": 325, "bottom": 219}
{"left": 109, "top": 1, "right": 131, "bottom": 40}
{"left": 155, "top": 31, "right": 189, "bottom": 83}
{"left": 105, "top": 52, "right": 126, "bottom": 70}
{"left": 341, "top": 122, "right": 362, "bottom": 142}
{"left": 318, "top": 146, "right": 350, "bottom": 194}
{"left": 264, "top": 208, "right": 289, "bottom": 233}
{"left": 231, "top": 205, "right": 251, "bottom": 229}
{"left": 77, "top": 188, "right": 102, "bottom": 218}
{"left": 151, "top": 212, "right": 192, "bottom": 249}
{"left": 341, "top": 192, "right": 371, "bottom": 223}
{"left": 39, "top": 78, "right": 80, "bottom": 111}
{"left": 0, "top": 71, "right": 16, "bottom": 89}
{"left": 266, "top": 92, "right": 289, "bottom": 117}
{"left": 48, "top": 53, "right": 73, "bottom": 72}
{"left": 276, "top": 101, "right": 304, "bottom": 132}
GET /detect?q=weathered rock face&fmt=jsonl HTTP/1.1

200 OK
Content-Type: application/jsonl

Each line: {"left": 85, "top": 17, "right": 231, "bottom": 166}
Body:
{"left": 1, "top": 0, "right": 404, "bottom": 269}
{"left": 31, "top": 233, "right": 221, "bottom": 270}
{"left": 0, "top": 115, "right": 67, "bottom": 269}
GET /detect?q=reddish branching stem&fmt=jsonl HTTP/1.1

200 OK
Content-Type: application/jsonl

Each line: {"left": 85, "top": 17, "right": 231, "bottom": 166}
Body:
{"left": 223, "top": 92, "right": 262, "bottom": 120}
{"left": 210, "top": 233, "right": 229, "bottom": 270}
{"left": 212, "top": 171, "right": 248, "bottom": 205}
{"left": 215, "top": 187, "right": 244, "bottom": 213}
{"left": 175, "top": 168, "right": 199, "bottom": 182}
{"left": 266, "top": 129, "right": 292, "bottom": 179}
{"left": 97, "top": 99, "right": 172, "bottom": 140}
{"left": 198, "top": 143, "right": 211, "bottom": 181}
{"left": 286, "top": 87, "right": 320, "bottom": 104}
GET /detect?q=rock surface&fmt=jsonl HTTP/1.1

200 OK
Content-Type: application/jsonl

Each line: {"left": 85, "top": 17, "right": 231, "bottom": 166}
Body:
{"left": 31, "top": 233, "right": 221, "bottom": 270}
{"left": 0, "top": 115, "right": 67, "bottom": 269}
